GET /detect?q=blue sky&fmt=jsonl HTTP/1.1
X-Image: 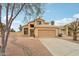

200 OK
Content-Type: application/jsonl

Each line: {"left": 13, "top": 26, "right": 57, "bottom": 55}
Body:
{"left": 2, "top": 3, "right": 79, "bottom": 31}
{"left": 43, "top": 3, "right": 79, "bottom": 20}
{"left": 41, "top": 3, "right": 79, "bottom": 26}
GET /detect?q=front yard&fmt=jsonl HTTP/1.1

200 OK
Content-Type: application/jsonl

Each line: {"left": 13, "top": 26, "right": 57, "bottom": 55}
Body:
{"left": 0, "top": 36, "right": 51, "bottom": 56}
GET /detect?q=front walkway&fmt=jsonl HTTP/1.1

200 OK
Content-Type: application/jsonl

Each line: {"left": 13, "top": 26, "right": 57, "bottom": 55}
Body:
{"left": 39, "top": 38, "right": 79, "bottom": 56}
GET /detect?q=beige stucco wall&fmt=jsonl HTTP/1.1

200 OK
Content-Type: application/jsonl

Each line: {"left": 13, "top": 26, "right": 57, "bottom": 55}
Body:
{"left": 44, "top": 22, "right": 49, "bottom": 25}
{"left": 34, "top": 28, "right": 38, "bottom": 37}
{"left": 35, "top": 18, "right": 47, "bottom": 26}
{"left": 56, "top": 28, "right": 59, "bottom": 36}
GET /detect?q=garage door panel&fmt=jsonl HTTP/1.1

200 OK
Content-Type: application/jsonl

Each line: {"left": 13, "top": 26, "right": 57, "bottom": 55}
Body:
{"left": 38, "top": 30, "right": 56, "bottom": 38}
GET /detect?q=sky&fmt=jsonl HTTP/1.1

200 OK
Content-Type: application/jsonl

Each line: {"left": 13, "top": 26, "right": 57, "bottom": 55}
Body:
{"left": 42, "top": 3, "right": 79, "bottom": 25}
{"left": 2, "top": 3, "right": 79, "bottom": 31}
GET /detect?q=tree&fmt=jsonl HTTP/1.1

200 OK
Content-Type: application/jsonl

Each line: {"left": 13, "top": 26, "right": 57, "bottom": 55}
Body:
{"left": 51, "top": 21, "right": 54, "bottom": 25}
{"left": 68, "top": 18, "right": 79, "bottom": 41}
{"left": 19, "top": 25, "right": 22, "bottom": 31}
{"left": 0, "top": 3, "right": 42, "bottom": 56}
{"left": 0, "top": 23, "right": 5, "bottom": 28}
{"left": 10, "top": 28, "right": 15, "bottom": 32}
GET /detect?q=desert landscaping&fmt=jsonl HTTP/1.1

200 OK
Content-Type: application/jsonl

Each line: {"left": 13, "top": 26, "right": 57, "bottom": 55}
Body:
{"left": 0, "top": 33, "right": 51, "bottom": 56}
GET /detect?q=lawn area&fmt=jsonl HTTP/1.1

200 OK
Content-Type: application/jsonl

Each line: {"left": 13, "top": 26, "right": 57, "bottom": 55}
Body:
{"left": 0, "top": 36, "right": 51, "bottom": 56}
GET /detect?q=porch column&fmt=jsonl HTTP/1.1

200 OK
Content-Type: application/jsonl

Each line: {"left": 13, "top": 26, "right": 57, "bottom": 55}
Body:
{"left": 35, "top": 28, "right": 38, "bottom": 38}
{"left": 56, "top": 28, "right": 59, "bottom": 36}
{"left": 28, "top": 28, "right": 30, "bottom": 36}
{"left": 65, "top": 26, "right": 68, "bottom": 36}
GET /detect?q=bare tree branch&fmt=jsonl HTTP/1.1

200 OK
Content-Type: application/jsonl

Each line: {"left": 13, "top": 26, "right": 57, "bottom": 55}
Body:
{"left": 9, "top": 3, "right": 25, "bottom": 28}
{"left": 12, "top": 3, "right": 25, "bottom": 20}
{"left": 6, "top": 4, "right": 9, "bottom": 28}
{"left": 8, "top": 3, "right": 15, "bottom": 28}
{"left": 8, "top": 4, "right": 15, "bottom": 22}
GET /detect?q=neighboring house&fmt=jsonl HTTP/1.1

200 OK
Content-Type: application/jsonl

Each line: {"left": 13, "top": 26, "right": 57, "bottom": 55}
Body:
{"left": 60, "top": 24, "right": 77, "bottom": 36}
{"left": 57, "top": 26, "right": 66, "bottom": 36}
{"left": 63, "top": 25, "right": 73, "bottom": 36}
{"left": 22, "top": 18, "right": 59, "bottom": 38}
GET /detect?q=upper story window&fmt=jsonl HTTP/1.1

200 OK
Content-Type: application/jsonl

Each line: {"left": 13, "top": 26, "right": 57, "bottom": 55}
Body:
{"left": 37, "top": 21, "right": 42, "bottom": 25}
{"left": 30, "top": 24, "right": 34, "bottom": 27}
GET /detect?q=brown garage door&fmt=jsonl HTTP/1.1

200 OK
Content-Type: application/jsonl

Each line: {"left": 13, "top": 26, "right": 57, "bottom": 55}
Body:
{"left": 38, "top": 30, "right": 56, "bottom": 38}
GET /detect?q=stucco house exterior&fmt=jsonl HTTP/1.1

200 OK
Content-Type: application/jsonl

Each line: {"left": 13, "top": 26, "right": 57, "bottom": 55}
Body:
{"left": 59, "top": 23, "right": 79, "bottom": 37}
{"left": 22, "top": 18, "right": 59, "bottom": 38}
{"left": 62, "top": 25, "right": 73, "bottom": 36}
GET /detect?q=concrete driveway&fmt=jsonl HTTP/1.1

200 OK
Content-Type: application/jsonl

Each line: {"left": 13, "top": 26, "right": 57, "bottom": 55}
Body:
{"left": 39, "top": 38, "right": 79, "bottom": 56}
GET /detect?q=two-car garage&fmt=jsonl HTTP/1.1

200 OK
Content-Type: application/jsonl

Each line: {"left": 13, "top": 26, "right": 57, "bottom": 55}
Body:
{"left": 38, "top": 30, "right": 56, "bottom": 38}
{"left": 35, "top": 26, "right": 58, "bottom": 38}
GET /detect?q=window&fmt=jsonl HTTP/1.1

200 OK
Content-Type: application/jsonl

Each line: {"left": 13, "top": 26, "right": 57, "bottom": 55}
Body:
{"left": 37, "top": 21, "right": 42, "bottom": 25}
{"left": 30, "top": 24, "right": 34, "bottom": 27}
{"left": 24, "top": 28, "right": 28, "bottom": 34}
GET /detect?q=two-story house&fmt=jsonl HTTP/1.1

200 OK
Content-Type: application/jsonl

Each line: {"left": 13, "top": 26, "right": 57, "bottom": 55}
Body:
{"left": 22, "top": 18, "right": 59, "bottom": 38}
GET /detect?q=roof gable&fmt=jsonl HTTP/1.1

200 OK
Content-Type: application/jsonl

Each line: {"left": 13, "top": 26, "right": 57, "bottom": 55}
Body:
{"left": 34, "top": 18, "right": 45, "bottom": 21}
{"left": 22, "top": 18, "right": 45, "bottom": 27}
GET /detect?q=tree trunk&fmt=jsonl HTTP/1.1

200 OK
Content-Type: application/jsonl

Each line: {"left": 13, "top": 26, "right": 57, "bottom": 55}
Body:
{"left": 1, "top": 30, "right": 9, "bottom": 56}
{"left": 73, "top": 32, "right": 77, "bottom": 41}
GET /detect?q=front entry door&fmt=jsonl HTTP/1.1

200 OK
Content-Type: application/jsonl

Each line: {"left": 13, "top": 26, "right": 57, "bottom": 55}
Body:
{"left": 30, "top": 29, "right": 34, "bottom": 37}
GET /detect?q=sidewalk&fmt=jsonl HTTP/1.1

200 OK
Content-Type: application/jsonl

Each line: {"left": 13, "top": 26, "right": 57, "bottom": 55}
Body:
{"left": 40, "top": 38, "right": 79, "bottom": 56}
